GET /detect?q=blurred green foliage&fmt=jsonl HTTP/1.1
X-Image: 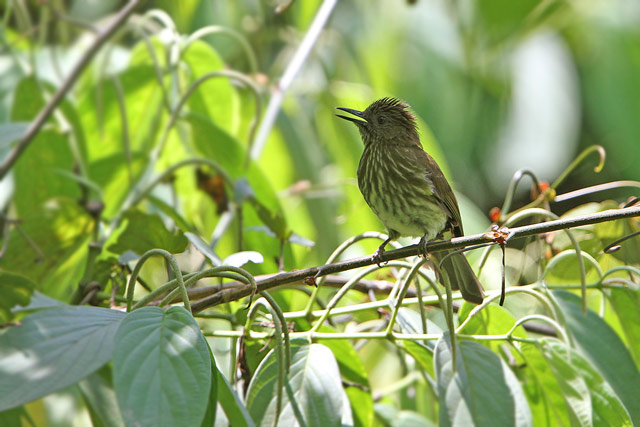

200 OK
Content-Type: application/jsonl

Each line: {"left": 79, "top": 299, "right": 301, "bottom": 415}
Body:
{"left": 1, "top": 0, "right": 640, "bottom": 425}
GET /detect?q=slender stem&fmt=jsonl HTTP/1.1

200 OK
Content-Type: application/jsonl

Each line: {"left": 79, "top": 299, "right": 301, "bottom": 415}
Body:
{"left": 554, "top": 180, "right": 640, "bottom": 202}
{"left": 551, "top": 145, "right": 606, "bottom": 190}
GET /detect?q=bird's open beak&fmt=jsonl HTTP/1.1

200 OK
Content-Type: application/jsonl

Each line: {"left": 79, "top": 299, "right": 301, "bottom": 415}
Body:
{"left": 335, "top": 107, "right": 367, "bottom": 124}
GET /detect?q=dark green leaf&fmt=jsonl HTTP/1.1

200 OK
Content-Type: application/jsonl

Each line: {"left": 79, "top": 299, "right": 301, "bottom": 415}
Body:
{"left": 200, "top": 342, "right": 219, "bottom": 427}
{"left": 0, "top": 306, "right": 125, "bottom": 411}
{"left": 554, "top": 290, "right": 640, "bottom": 424}
{"left": 435, "top": 334, "right": 532, "bottom": 426}
{"left": 396, "top": 308, "right": 436, "bottom": 377}
{"left": 113, "top": 306, "right": 211, "bottom": 427}
{"left": 216, "top": 368, "right": 255, "bottom": 427}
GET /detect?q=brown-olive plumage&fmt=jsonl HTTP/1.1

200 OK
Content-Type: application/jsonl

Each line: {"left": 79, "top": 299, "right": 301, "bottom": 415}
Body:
{"left": 336, "top": 97, "right": 484, "bottom": 304}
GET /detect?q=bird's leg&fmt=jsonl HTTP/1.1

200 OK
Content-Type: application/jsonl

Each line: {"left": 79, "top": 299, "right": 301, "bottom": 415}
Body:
{"left": 418, "top": 234, "right": 431, "bottom": 259}
{"left": 372, "top": 236, "right": 393, "bottom": 267}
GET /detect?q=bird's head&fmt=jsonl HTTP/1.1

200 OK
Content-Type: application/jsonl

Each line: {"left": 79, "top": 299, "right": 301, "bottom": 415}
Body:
{"left": 336, "top": 97, "right": 420, "bottom": 147}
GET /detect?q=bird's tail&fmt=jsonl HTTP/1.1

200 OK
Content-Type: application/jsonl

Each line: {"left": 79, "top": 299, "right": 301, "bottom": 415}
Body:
{"left": 432, "top": 249, "right": 484, "bottom": 305}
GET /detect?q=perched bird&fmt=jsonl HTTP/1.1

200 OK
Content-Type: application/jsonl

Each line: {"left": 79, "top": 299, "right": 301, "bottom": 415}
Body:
{"left": 336, "top": 97, "right": 484, "bottom": 304}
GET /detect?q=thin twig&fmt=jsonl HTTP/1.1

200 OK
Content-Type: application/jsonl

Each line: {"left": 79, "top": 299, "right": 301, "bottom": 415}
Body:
{"left": 0, "top": 0, "right": 141, "bottom": 180}
{"left": 190, "top": 205, "right": 640, "bottom": 312}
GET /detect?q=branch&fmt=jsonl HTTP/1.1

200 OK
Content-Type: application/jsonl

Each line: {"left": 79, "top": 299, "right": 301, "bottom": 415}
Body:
{"left": 0, "top": 0, "right": 141, "bottom": 180}
{"left": 190, "top": 205, "right": 640, "bottom": 313}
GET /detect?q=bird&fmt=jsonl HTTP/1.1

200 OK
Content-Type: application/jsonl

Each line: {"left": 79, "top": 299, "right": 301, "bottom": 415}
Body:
{"left": 336, "top": 97, "right": 484, "bottom": 304}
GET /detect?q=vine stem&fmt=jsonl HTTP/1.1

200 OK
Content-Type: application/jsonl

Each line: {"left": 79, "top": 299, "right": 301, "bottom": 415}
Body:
{"left": 0, "top": 0, "right": 141, "bottom": 180}
{"left": 190, "top": 205, "right": 640, "bottom": 313}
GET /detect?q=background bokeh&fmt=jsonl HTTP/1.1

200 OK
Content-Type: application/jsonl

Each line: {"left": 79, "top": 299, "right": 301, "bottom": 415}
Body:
{"left": 2, "top": 1, "right": 640, "bottom": 425}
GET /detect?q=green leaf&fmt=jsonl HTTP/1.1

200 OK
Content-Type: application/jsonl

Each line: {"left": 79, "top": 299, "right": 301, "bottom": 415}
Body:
{"left": 582, "top": 27, "right": 640, "bottom": 183}
{"left": 182, "top": 40, "right": 240, "bottom": 134}
{"left": 319, "top": 335, "right": 370, "bottom": 387}
{"left": 540, "top": 339, "right": 632, "bottom": 427}
{"left": 0, "top": 198, "right": 93, "bottom": 298}
{"left": 105, "top": 209, "right": 188, "bottom": 256}
{"left": 518, "top": 342, "right": 572, "bottom": 426}
{"left": 435, "top": 334, "right": 532, "bottom": 427}
{"left": 396, "top": 308, "right": 436, "bottom": 377}
{"left": 394, "top": 410, "right": 437, "bottom": 427}
{"left": 346, "top": 387, "right": 374, "bottom": 427}
{"left": 13, "top": 129, "right": 81, "bottom": 216}
{"left": 554, "top": 290, "right": 640, "bottom": 424}
{"left": 112, "top": 306, "right": 211, "bottom": 427}
{"left": 10, "top": 76, "right": 45, "bottom": 121}
{"left": 78, "top": 365, "right": 125, "bottom": 427}
{"left": 538, "top": 339, "right": 592, "bottom": 426}
{"left": 608, "top": 288, "right": 640, "bottom": 366}
{"left": 0, "top": 306, "right": 125, "bottom": 411}
{"left": 0, "top": 272, "right": 35, "bottom": 322}
{"left": 216, "top": 368, "right": 255, "bottom": 427}
{"left": 246, "top": 339, "right": 349, "bottom": 426}
{"left": 185, "top": 232, "right": 222, "bottom": 266}
{"left": 200, "top": 342, "right": 219, "bottom": 427}
{"left": 10, "top": 291, "right": 65, "bottom": 313}
{"left": 475, "top": 0, "right": 541, "bottom": 43}
{"left": 0, "top": 122, "right": 29, "bottom": 147}
{"left": 319, "top": 334, "right": 374, "bottom": 427}
{"left": 0, "top": 406, "right": 26, "bottom": 426}
{"left": 458, "top": 304, "right": 527, "bottom": 354}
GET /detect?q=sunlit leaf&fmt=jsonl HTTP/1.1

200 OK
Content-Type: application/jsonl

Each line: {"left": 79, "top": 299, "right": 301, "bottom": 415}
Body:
{"left": 518, "top": 342, "right": 572, "bottom": 426}
{"left": 0, "top": 272, "right": 35, "bottom": 322}
{"left": 0, "top": 198, "right": 93, "bottom": 298}
{"left": 608, "top": 287, "right": 640, "bottom": 366}
{"left": 540, "top": 339, "right": 632, "bottom": 427}
{"left": 105, "top": 209, "right": 188, "bottom": 256}
{"left": 538, "top": 339, "right": 592, "bottom": 426}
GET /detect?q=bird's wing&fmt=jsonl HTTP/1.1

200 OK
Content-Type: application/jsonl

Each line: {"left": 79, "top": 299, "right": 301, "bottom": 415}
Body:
{"left": 407, "top": 146, "right": 465, "bottom": 237}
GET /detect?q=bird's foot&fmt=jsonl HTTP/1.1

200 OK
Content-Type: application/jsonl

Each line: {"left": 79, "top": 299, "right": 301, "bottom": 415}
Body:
{"left": 418, "top": 235, "right": 430, "bottom": 259}
{"left": 372, "top": 246, "right": 386, "bottom": 268}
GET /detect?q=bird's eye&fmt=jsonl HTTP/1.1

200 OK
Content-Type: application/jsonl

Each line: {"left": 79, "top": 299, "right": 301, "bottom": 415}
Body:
{"left": 377, "top": 115, "right": 387, "bottom": 125}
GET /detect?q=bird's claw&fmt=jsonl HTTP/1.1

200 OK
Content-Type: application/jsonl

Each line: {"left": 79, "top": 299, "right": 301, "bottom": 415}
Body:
{"left": 418, "top": 236, "right": 430, "bottom": 259}
{"left": 372, "top": 247, "right": 386, "bottom": 268}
